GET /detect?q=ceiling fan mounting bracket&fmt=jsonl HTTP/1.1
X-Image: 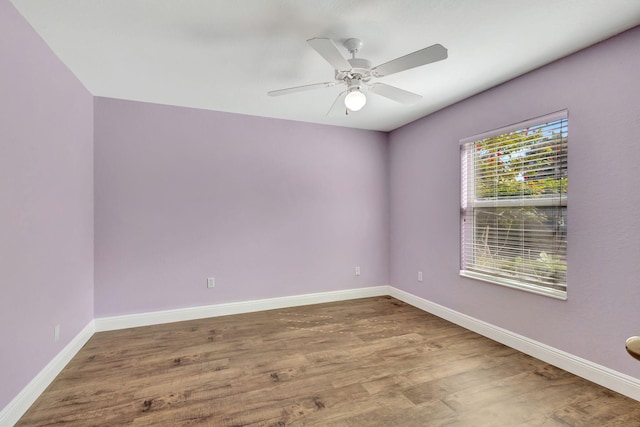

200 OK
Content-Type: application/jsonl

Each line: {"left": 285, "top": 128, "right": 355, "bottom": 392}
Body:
{"left": 343, "top": 38, "right": 363, "bottom": 56}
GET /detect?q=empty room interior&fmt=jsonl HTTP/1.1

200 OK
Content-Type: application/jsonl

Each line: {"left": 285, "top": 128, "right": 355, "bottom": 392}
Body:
{"left": 3, "top": 0, "right": 640, "bottom": 425}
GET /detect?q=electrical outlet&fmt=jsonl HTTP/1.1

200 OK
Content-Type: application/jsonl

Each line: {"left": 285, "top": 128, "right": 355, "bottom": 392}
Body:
{"left": 355, "top": 266, "right": 361, "bottom": 276}
{"left": 418, "top": 271, "right": 423, "bottom": 282}
{"left": 54, "top": 324, "right": 60, "bottom": 342}
{"left": 207, "top": 277, "right": 215, "bottom": 288}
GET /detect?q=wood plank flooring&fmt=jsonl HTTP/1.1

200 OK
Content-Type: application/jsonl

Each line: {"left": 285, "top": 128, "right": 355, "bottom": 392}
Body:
{"left": 17, "top": 296, "right": 640, "bottom": 426}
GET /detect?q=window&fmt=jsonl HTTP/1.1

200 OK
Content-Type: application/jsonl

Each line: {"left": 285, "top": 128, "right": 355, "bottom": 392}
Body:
{"left": 460, "top": 111, "right": 568, "bottom": 299}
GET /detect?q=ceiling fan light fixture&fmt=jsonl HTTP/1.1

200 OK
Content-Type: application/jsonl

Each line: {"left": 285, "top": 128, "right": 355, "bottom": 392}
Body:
{"left": 268, "top": 37, "right": 447, "bottom": 115}
{"left": 345, "top": 89, "right": 366, "bottom": 111}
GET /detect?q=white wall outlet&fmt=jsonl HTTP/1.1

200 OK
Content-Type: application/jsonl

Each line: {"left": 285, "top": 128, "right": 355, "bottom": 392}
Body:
{"left": 418, "top": 271, "right": 423, "bottom": 282}
{"left": 54, "top": 324, "right": 60, "bottom": 342}
{"left": 207, "top": 277, "right": 215, "bottom": 288}
{"left": 355, "top": 266, "right": 361, "bottom": 276}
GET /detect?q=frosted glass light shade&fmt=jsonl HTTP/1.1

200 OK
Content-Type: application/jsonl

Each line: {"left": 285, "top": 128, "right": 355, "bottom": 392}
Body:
{"left": 345, "top": 90, "right": 366, "bottom": 111}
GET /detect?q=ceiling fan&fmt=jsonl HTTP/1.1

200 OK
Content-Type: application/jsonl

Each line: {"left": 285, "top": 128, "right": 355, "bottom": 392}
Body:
{"left": 268, "top": 37, "right": 448, "bottom": 115}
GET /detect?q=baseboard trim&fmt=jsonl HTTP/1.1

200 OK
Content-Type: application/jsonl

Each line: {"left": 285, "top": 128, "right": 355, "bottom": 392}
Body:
{"left": 5, "top": 285, "right": 639, "bottom": 425}
{"left": 95, "top": 286, "right": 390, "bottom": 332}
{"left": 0, "top": 320, "right": 95, "bottom": 426}
{"left": 2, "top": 287, "right": 388, "bottom": 423}
{"left": 389, "top": 286, "right": 640, "bottom": 402}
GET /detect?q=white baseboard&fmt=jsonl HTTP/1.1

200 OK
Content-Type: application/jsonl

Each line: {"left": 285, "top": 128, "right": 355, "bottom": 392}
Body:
{"left": 95, "top": 286, "right": 390, "bottom": 332}
{"left": 1, "top": 286, "right": 387, "bottom": 424}
{"left": 0, "top": 320, "right": 95, "bottom": 426}
{"left": 5, "top": 284, "right": 639, "bottom": 426}
{"left": 389, "top": 286, "right": 640, "bottom": 402}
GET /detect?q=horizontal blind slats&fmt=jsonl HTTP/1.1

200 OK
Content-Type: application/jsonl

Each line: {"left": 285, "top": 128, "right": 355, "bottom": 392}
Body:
{"left": 460, "top": 110, "right": 568, "bottom": 144}
{"left": 460, "top": 114, "right": 568, "bottom": 295}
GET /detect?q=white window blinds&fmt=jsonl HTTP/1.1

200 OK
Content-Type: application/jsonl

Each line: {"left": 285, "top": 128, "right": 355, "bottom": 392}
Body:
{"left": 460, "top": 111, "right": 568, "bottom": 299}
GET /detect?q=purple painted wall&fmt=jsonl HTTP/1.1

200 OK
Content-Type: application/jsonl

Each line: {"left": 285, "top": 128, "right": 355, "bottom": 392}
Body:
{"left": 0, "top": 0, "right": 94, "bottom": 410}
{"left": 3, "top": 0, "right": 638, "bottom": 411}
{"left": 94, "top": 99, "right": 389, "bottom": 316}
{"left": 389, "top": 26, "right": 640, "bottom": 378}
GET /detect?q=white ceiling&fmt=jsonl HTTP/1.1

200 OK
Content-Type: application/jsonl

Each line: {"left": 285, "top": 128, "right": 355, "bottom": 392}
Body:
{"left": 11, "top": 0, "right": 640, "bottom": 131}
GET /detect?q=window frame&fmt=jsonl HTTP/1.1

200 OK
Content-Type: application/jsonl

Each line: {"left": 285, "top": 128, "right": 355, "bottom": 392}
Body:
{"left": 460, "top": 110, "right": 568, "bottom": 300}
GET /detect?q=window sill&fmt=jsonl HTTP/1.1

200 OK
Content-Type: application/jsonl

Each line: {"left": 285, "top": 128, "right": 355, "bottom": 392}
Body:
{"left": 460, "top": 270, "right": 567, "bottom": 300}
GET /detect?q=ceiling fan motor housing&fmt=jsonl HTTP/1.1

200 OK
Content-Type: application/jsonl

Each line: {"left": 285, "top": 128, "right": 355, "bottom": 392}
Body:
{"left": 335, "top": 58, "right": 373, "bottom": 83}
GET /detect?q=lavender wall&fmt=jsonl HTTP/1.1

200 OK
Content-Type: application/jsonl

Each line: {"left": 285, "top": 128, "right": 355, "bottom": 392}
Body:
{"left": 3, "top": 0, "right": 637, "bottom": 412}
{"left": 94, "top": 99, "right": 388, "bottom": 316}
{"left": 0, "top": 0, "right": 94, "bottom": 410}
{"left": 389, "top": 26, "right": 640, "bottom": 378}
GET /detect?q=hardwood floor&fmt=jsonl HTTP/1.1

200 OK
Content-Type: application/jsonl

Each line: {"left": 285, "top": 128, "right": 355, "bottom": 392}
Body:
{"left": 17, "top": 296, "right": 640, "bottom": 426}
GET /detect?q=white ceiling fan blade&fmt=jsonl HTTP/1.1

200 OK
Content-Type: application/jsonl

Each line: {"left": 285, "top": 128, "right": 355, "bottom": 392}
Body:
{"left": 372, "top": 44, "right": 447, "bottom": 77}
{"left": 368, "top": 83, "right": 422, "bottom": 104}
{"left": 307, "top": 38, "right": 352, "bottom": 71}
{"left": 326, "top": 91, "right": 347, "bottom": 116}
{"left": 268, "top": 81, "right": 337, "bottom": 97}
